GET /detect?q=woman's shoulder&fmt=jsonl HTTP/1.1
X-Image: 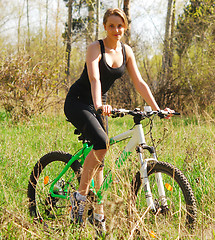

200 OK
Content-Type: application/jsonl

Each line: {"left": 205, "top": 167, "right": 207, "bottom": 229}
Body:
{"left": 87, "top": 40, "right": 101, "bottom": 50}
{"left": 123, "top": 43, "right": 134, "bottom": 59}
{"left": 86, "top": 40, "right": 102, "bottom": 60}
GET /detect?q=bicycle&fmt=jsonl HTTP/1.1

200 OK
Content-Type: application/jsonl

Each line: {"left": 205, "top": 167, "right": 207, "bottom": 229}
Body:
{"left": 27, "top": 107, "right": 197, "bottom": 236}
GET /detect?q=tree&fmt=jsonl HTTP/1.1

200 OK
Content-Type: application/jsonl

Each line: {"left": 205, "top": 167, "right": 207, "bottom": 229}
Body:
{"left": 63, "top": 0, "right": 97, "bottom": 79}
{"left": 176, "top": 0, "right": 215, "bottom": 58}
{"left": 162, "top": 0, "right": 175, "bottom": 81}
{"left": 17, "top": 0, "right": 25, "bottom": 53}
{"left": 64, "top": 0, "right": 73, "bottom": 78}
{"left": 26, "top": 0, "right": 30, "bottom": 52}
{"left": 156, "top": 0, "right": 177, "bottom": 108}
{"left": 45, "top": 0, "right": 49, "bottom": 48}
{"left": 123, "top": 0, "right": 131, "bottom": 44}
{"left": 174, "top": 0, "right": 215, "bottom": 111}
{"left": 86, "top": 0, "right": 96, "bottom": 45}
{"left": 95, "top": 0, "right": 100, "bottom": 40}
{"left": 0, "top": 4, "right": 10, "bottom": 31}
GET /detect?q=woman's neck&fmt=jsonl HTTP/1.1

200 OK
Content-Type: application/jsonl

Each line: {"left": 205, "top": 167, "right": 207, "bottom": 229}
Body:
{"left": 103, "top": 37, "right": 121, "bottom": 52}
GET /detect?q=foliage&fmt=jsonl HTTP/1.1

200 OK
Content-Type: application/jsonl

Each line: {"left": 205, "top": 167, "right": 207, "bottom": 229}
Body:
{"left": 62, "top": 0, "right": 97, "bottom": 43}
{"left": 0, "top": 0, "right": 214, "bottom": 120}
{"left": 108, "top": 73, "right": 140, "bottom": 109}
{"left": 176, "top": 0, "right": 215, "bottom": 57}
{"left": 0, "top": 53, "right": 65, "bottom": 122}
{"left": 173, "top": 0, "right": 215, "bottom": 112}
{"left": 137, "top": 0, "right": 215, "bottom": 112}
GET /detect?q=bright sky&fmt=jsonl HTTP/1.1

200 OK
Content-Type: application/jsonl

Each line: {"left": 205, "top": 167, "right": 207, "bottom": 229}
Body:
{"left": 1, "top": 0, "right": 187, "bottom": 48}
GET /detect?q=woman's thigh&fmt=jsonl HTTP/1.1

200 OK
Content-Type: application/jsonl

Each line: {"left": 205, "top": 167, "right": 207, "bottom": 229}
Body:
{"left": 64, "top": 97, "right": 109, "bottom": 150}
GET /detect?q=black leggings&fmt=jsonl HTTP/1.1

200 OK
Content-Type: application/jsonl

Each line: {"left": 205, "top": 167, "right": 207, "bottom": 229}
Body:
{"left": 64, "top": 95, "right": 109, "bottom": 150}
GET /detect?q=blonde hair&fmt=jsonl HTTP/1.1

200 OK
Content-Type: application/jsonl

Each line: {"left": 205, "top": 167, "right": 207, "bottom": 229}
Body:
{"left": 103, "top": 8, "right": 128, "bottom": 30}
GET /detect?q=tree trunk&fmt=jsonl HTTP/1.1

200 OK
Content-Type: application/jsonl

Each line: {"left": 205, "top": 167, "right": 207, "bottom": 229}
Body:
{"left": 18, "top": 0, "right": 25, "bottom": 53}
{"left": 95, "top": 0, "right": 100, "bottom": 40}
{"left": 26, "top": 0, "right": 30, "bottom": 52}
{"left": 65, "top": 0, "right": 73, "bottom": 79}
{"left": 158, "top": 0, "right": 176, "bottom": 107}
{"left": 55, "top": 0, "right": 60, "bottom": 55}
{"left": 86, "top": 0, "right": 95, "bottom": 46}
{"left": 118, "top": 0, "right": 122, "bottom": 8}
{"left": 45, "top": 0, "right": 49, "bottom": 49}
{"left": 162, "top": 0, "right": 175, "bottom": 86}
{"left": 123, "top": 0, "right": 131, "bottom": 44}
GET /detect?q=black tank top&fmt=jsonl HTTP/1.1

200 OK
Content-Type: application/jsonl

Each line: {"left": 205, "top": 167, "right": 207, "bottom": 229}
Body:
{"left": 68, "top": 39, "right": 126, "bottom": 104}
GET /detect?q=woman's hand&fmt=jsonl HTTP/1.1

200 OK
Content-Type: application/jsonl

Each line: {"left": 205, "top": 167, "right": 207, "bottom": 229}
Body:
{"left": 164, "top": 107, "right": 175, "bottom": 119}
{"left": 97, "top": 105, "right": 112, "bottom": 116}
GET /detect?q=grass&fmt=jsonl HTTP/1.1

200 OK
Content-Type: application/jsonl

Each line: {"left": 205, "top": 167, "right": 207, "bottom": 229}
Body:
{"left": 0, "top": 108, "right": 215, "bottom": 239}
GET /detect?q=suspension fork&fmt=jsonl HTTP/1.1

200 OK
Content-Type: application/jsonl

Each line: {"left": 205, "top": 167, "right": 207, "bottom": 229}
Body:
{"left": 137, "top": 145, "right": 168, "bottom": 212}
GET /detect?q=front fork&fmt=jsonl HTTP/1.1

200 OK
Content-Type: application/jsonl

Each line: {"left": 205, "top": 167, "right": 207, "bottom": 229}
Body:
{"left": 137, "top": 145, "right": 168, "bottom": 213}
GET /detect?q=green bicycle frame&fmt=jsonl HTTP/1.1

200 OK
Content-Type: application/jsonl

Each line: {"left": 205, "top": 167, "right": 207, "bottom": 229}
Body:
{"left": 49, "top": 138, "right": 132, "bottom": 203}
{"left": 49, "top": 142, "right": 93, "bottom": 200}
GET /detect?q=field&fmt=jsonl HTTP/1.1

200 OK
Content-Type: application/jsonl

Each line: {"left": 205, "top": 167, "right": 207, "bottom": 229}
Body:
{"left": 0, "top": 109, "right": 215, "bottom": 239}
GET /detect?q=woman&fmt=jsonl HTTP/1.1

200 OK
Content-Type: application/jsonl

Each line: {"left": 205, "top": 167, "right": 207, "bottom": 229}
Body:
{"left": 64, "top": 8, "right": 172, "bottom": 235}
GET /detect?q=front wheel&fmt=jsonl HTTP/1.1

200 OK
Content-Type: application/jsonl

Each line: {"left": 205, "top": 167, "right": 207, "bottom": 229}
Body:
{"left": 27, "top": 151, "right": 81, "bottom": 228}
{"left": 132, "top": 160, "right": 197, "bottom": 237}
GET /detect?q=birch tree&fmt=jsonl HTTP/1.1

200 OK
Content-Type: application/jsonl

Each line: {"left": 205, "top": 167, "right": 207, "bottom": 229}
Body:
{"left": 123, "top": 0, "right": 131, "bottom": 44}
{"left": 65, "top": 0, "right": 73, "bottom": 78}
{"left": 156, "top": 0, "right": 176, "bottom": 107}
{"left": 162, "top": 0, "right": 175, "bottom": 86}
{"left": 17, "top": 0, "right": 25, "bottom": 53}
{"left": 45, "top": 0, "right": 49, "bottom": 48}
{"left": 26, "top": 0, "right": 30, "bottom": 52}
{"left": 86, "top": 0, "right": 95, "bottom": 45}
{"left": 95, "top": 0, "right": 100, "bottom": 40}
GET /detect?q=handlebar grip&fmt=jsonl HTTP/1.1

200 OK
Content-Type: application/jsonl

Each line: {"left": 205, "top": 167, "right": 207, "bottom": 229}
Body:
{"left": 158, "top": 111, "right": 180, "bottom": 118}
{"left": 173, "top": 112, "right": 180, "bottom": 115}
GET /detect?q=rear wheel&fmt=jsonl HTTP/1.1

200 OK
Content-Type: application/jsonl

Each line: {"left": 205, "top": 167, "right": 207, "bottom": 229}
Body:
{"left": 27, "top": 151, "right": 81, "bottom": 228}
{"left": 132, "top": 160, "right": 197, "bottom": 237}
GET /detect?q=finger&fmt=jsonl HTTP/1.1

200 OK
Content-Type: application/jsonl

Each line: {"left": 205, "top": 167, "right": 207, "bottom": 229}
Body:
{"left": 164, "top": 108, "right": 175, "bottom": 118}
{"left": 107, "top": 105, "right": 112, "bottom": 116}
{"left": 102, "top": 105, "right": 112, "bottom": 116}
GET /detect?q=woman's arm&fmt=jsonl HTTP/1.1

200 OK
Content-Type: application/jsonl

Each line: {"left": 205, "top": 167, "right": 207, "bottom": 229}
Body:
{"left": 86, "top": 41, "right": 112, "bottom": 115}
{"left": 86, "top": 42, "right": 103, "bottom": 110}
{"left": 125, "top": 45, "right": 160, "bottom": 111}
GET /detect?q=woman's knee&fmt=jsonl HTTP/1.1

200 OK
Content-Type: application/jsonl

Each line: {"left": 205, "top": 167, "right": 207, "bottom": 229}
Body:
{"left": 93, "top": 148, "right": 108, "bottom": 158}
{"left": 93, "top": 136, "right": 109, "bottom": 150}
{"left": 93, "top": 148, "right": 107, "bottom": 166}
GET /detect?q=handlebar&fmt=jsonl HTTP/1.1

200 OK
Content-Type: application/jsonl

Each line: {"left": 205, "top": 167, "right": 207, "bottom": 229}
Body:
{"left": 97, "top": 107, "right": 180, "bottom": 120}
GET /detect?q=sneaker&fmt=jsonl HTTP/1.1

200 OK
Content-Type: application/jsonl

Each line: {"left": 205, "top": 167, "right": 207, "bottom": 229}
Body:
{"left": 88, "top": 214, "right": 106, "bottom": 237}
{"left": 70, "top": 192, "right": 86, "bottom": 224}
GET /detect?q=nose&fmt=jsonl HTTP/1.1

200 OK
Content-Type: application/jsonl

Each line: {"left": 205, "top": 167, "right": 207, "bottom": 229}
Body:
{"left": 114, "top": 27, "right": 119, "bottom": 33}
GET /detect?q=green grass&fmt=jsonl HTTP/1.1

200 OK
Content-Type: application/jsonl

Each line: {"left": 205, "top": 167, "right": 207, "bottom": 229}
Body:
{"left": 0, "top": 109, "right": 215, "bottom": 239}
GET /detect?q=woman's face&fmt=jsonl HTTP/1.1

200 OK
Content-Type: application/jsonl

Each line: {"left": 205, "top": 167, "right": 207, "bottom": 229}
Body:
{"left": 104, "top": 15, "right": 125, "bottom": 41}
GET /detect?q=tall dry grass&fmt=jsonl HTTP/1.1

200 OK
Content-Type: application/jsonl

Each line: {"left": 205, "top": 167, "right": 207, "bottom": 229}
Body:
{"left": 0, "top": 109, "right": 214, "bottom": 239}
